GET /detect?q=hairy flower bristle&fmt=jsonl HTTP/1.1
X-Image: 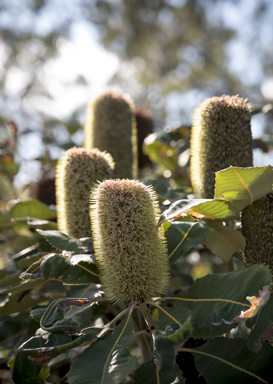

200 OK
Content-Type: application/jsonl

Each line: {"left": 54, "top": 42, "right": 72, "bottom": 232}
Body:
{"left": 84, "top": 91, "right": 138, "bottom": 179}
{"left": 56, "top": 147, "right": 114, "bottom": 238}
{"left": 190, "top": 95, "right": 253, "bottom": 198}
{"left": 90, "top": 179, "right": 170, "bottom": 304}
{"left": 242, "top": 191, "right": 273, "bottom": 272}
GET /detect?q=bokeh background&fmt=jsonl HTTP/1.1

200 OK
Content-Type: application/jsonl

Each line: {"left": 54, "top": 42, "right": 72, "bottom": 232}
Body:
{"left": 1, "top": 0, "right": 273, "bottom": 193}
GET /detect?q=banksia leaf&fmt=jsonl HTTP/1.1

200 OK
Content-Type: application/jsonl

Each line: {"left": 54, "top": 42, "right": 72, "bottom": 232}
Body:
{"left": 90, "top": 179, "right": 170, "bottom": 304}
{"left": 56, "top": 147, "right": 114, "bottom": 238}
{"left": 190, "top": 95, "right": 253, "bottom": 198}
{"left": 241, "top": 191, "right": 273, "bottom": 272}
{"left": 84, "top": 91, "right": 138, "bottom": 179}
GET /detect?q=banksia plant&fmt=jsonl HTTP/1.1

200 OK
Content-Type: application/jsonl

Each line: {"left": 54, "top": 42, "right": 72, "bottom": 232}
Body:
{"left": 190, "top": 95, "right": 253, "bottom": 198}
{"left": 241, "top": 191, "right": 273, "bottom": 272}
{"left": 56, "top": 147, "right": 114, "bottom": 238}
{"left": 84, "top": 91, "right": 138, "bottom": 179}
{"left": 90, "top": 179, "right": 169, "bottom": 304}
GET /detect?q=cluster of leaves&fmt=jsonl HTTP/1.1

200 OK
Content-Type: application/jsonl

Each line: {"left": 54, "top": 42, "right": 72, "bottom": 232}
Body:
{"left": 0, "top": 166, "right": 273, "bottom": 383}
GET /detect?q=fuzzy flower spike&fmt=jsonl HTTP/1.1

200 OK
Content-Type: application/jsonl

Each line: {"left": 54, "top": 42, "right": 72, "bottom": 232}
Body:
{"left": 90, "top": 179, "right": 170, "bottom": 304}
{"left": 56, "top": 147, "right": 114, "bottom": 238}
{"left": 242, "top": 191, "right": 273, "bottom": 272}
{"left": 190, "top": 95, "right": 253, "bottom": 198}
{"left": 84, "top": 91, "right": 138, "bottom": 179}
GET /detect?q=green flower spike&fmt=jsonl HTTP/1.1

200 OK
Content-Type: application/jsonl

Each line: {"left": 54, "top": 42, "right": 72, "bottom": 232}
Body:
{"left": 242, "top": 191, "right": 273, "bottom": 272}
{"left": 84, "top": 91, "right": 138, "bottom": 179}
{"left": 56, "top": 147, "right": 114, "bottom": 238}
{"left": 190, "top": 95, "right": 253, "bottom": 198}
{"left": 90, "top": 179, "right": 170, "bottom": 304}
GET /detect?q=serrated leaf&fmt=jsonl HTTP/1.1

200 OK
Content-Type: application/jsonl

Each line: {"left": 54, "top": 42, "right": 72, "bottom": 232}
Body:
{"left": 37, "top": 230, "right": 94, "bottom": 253}
{"left": 12, "top": 331, "right": 96, "bottom": 384}
{"left": 155, "top": 306, "right": 234, "bottom": 339}
{"left": 168, "top": 265, "right": 272, "bottom": 328}
{"left": 188, "top": 338, "right": 273, "bottom": 384}
{"left": 235, "top": 286, "right": 270, "bottom": 322}
{"left": 40, "top": 297, "right": 96, "bottom": 332}
{"left": 203, "top": 225, "right": 246, "bottom": 262}
{"left": 0, "top": 292, "right": 46, "bottom": 319}
{"left": 67, "top": 313, "right": 136, "bottom": 384}
{"left": 39, "top": 254, "right": 100, "bottom": 285}
{"left": 158, "top": 199, "right": 239, "bottom": 226}
{"left": 215, "top": 166, "right": 273, "bottom": 211}
{"left": 0, "top": 278, "right": 48, "bottom": 295}
{"left": 167, "top": 221, "right": 213, "bottom": 264}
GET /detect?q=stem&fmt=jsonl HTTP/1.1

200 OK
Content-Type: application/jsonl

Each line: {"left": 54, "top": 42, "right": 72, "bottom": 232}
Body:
{"left": 132, "top": 307, "right": 153, "bottom": 362}
{"left": 139, "top": 303, "right": 158, "bottom": 354}
{"left": 97, "top": 305, "right": 131, "bottom": 338}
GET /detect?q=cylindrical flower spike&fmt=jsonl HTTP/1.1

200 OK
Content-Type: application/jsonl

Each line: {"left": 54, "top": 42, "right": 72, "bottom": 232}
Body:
{"left": 90, "top": 179, "right": 170, "bottom": 304}
{"left": 56, "top": 147, "right": 114, "bottom": 238}
{"left": 190, "top": 95, "right": 253, "bottom": 198}
{"left": 242, "top": 191, "right": 273, "bottom": 272}
{"left": 84, "top": 91, "right": 138, "bottom": 179}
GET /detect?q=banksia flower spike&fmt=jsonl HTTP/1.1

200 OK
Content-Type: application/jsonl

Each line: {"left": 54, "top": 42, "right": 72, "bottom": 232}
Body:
{"left": 190, "top": 95, "right": 253, "bottom": 198}
{"left": 56, "top": 147, "right": 114, "bottom": 238}
{"left": 90, "top": 179, "right": 169, "bottom": 304}
{"left": 242, "top": 191, "right": 273, "bottom": 272}
{"left": 84, "top": 91, "right": 138, "bottom": 179}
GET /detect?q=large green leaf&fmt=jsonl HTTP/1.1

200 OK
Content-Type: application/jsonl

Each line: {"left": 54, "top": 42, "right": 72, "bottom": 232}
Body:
{"left": 39, "top": 254, "right": 100, "bottom": 285}
{"left": 67, "top": 315, "right": 137, "bottom": 384}
{"left": 158, "top": 199, "right": 239, "bottom": 226}
{"left": 0, "top": 292, "right": 47, "bottom": 319}
{"left": 203, "top": 226, "right": 246, "bottom": 262}
{"left": 40, "top": 297, "right": 96, "bottom": 332}
{"left": 168, "top": 265, "right": 271, "bottom": 328}
{"left": 166, "top": 221, "right": 213, "bottom": 264}
{"left": 187, "top": 338, "right": 273, "bottom": 384}
{"left": 133, "top": 358, "right": 185, "bottom": 384}
{"left": 154, "top": 306, "right": 234, "bottom": 339}
{"left": 215, "top": 165, "right": 273, "bottom": 211}
{"left": 0, "top": 278, "right": 48, "bottom": 295}
{"left": 0, "top": 200, "right": 56, "bottom": 227}
{"left": 133, "top": 316, "right": 192, "bottom": 384}
{"left": 11, "top": 331, "right": 97, "bottom": 384}
{"left": 37, "top": 230, "right": 94, "bottom": 253}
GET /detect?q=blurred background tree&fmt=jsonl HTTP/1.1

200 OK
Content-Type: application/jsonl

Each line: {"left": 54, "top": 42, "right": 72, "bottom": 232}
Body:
{"left": 0, "top": 0, "right": 273, "bottom": 197}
